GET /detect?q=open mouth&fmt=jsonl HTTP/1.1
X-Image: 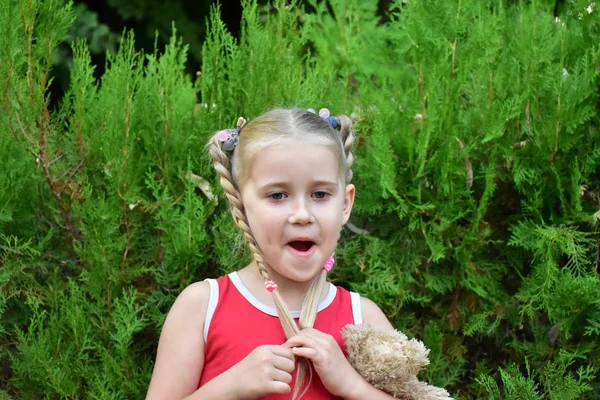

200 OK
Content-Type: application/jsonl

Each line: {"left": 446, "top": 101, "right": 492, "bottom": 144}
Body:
{"left": 287, "top": 240, "right": 315, "bottom": 253}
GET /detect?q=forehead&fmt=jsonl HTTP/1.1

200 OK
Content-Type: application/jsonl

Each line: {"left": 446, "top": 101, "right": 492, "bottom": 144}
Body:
{"left": 245, "top": 138, "right": 341, "bottom": 186}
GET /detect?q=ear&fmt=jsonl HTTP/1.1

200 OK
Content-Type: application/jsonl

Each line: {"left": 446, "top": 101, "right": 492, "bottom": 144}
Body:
{"left": 341, "top": 184, "right": 355, "bottom": 226}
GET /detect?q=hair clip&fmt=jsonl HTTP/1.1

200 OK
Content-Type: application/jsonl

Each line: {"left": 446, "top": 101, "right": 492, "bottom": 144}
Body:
{"left": 217, "top": 117, "right": 247, "bottom": 151}
{"left": 307, "top": 108, "right": 339, "bottom": 129}
{"left": 265, "top": 280, "right": 278, "bottom": 292}
{"left": 217, "top": 129, "right": 238, "bottom": 151}
{"left": 322, "top": 256, "right": 335, "bottom": 272}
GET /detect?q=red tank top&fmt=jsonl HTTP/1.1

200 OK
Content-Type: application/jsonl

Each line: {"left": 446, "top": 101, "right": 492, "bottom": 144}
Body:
{"left": 198, "top": 272, "right": 361, "bottom": 399}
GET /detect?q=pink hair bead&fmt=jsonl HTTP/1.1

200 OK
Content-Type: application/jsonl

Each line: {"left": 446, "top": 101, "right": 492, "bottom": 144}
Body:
{"left": 319, "top": 108, "right": 330, "bottom": 118}
{"left": 216, "top": 130, "right": 232, "bottom": 142}
{"left": 265, "top": 280, "right": 278, "bottom": 292}
{"left": 322, "top": 256, "right": 335, "bottom": 272}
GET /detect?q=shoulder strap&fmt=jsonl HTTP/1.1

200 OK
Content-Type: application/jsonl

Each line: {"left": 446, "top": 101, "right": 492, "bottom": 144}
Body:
{"left": 349, "top": 291, "right": 362, "bottom": 325}
{"left": 204, "top": 279, "right": 220, "bottom": 342}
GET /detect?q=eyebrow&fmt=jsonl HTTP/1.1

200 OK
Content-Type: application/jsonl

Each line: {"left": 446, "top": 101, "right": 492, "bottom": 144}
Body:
{"left": 313, "top": 179, "right": 339, "bottom": 187}
{"left": 257, "top": 179, "right": 339, "bottom": 190}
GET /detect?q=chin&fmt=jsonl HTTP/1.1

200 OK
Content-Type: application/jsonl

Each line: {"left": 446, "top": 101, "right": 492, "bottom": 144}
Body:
{"left": 277, "top": 264, "right": 322, "bottom": 284}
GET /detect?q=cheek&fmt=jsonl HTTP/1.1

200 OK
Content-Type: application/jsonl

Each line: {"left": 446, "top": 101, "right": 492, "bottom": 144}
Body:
{"left": 319, "top": 212, "right": 344, "bottom": 235}
{"left": 318, "top": 201, "right": 345, "bottom": 227}
{"left": 247, "top": 209, "right": 285, "bottom": 244}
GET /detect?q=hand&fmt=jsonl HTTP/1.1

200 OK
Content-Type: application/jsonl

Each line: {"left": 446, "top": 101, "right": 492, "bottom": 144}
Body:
{"left": 284, "top": 328, "right": 363, "bottom": 398}
{"left": 225, "top": 345, "right": 296, "bottom": 400}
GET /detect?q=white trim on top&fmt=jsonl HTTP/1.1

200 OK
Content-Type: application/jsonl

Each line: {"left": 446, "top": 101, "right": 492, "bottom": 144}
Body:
{"left": 228, "top": 271, "right": 337, "bottom": 318}
{"left": 350, "top": 291, "right": 363, "bottom": 325}
{"left": 204, "top": 279, "right": 219, "bottom": 342}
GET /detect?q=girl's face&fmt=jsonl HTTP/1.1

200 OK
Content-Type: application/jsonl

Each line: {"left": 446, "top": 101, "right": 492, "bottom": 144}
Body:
{"left": 240, "top": 137, "right": 355, "bottom": 284}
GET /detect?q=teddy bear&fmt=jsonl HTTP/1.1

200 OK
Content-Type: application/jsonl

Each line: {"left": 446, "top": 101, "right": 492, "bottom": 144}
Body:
{"left": 343, "top": 325, "right": 453, "bottom": 400}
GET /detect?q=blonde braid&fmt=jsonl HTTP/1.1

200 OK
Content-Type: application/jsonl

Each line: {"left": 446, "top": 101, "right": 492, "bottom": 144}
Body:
{"left": 209, "top": 134, "right": 301, "bottom": 336}
{"left": 209, "top": 131, "right": 312, "bottom": 400}
{"left": 299, "top": 114, "right": 355, "bottom": 326}
{"left": 337, "top": 115, "right": 355, "bottom": 183}
{"left": 208, "top": 111, "right": 355, "bottom": 400}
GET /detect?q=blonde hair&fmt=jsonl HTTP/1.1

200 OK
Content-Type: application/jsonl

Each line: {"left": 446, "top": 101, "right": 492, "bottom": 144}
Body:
{"left": 208, "top": 108, "right": 355, "bottom": 399}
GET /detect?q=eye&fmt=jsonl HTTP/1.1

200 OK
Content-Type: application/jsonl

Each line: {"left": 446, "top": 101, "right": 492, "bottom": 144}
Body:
{"left": 269, "top": 192, "right": 287, "bottom": 201}
{"left": 312, "top": 191, "right": 329, "bottom": 200}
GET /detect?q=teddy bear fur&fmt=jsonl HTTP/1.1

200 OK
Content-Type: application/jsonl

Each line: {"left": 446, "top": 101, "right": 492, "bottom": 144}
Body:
{"left": 343, "top": 325, "right": 453, "bottom": 400}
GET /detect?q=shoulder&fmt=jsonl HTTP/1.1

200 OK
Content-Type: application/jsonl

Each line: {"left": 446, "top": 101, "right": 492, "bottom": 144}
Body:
{"left": 146, "top": 280, "right": 213, "bottom": 399}
{"left": 359, "top": 296, "right": 394, "bottom": 330}
{"left": 175, "top": 280, "right": 212, "bottom": 311}
{"left": 162, "top": 279, "right": 214, "bottom": 343}
{"left": 164, "top": 280, "right": 212, "bottom": 327}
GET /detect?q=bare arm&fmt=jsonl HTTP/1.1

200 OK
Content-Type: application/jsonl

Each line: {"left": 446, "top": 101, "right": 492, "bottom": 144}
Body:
{"left": 359, "top": 296, "right": 395, "bottom": 330}
{"left": 343, "top": 297, "right": 396, "bottom": 400}
{"left": 146, "top": 281, "right": 221, "bottom": 400}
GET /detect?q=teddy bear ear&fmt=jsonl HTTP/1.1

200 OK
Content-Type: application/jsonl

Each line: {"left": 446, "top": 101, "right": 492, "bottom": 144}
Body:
{"left": 342, "top": 325, "right": 453, "bottom": 400}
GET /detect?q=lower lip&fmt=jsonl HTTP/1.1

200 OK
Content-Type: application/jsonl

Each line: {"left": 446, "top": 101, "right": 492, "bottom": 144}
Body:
{"left": 286, "top": 244, "right": 316, "bottom": 258}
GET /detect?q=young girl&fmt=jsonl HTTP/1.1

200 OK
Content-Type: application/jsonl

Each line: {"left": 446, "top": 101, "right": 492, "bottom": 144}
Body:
{"left": 146, "top": 108, "right": 396, "bottom": 400}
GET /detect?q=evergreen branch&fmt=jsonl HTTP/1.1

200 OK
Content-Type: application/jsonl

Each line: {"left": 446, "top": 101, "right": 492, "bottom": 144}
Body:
{"left": 187, "top": 172, "right": 217, "bottom": 202}
{"left": 22, "top": 5, "right": 34, "bottom": 99}
{"left": 455, "top": 138, "right": 473, "bottom": 189}
{"left": 451, "top": 0, "right": 462, "bottom": 77}
{"left": 594, "top": 236, "right": 599, "bottom": 275}
{"left": 59, "top": 157, "right": 85, "bottom": 185}
{"left": 46, "top": 154, "right": 63, "bottom": 168}
{"left": 161, "top": 285, "right": 180, "bottom": 294}
{"left": 0, "top": 244, "right": 25, "bottom": 256}
{"left": 488, "top": 71, "right": 494, "bottom": 108}
{"left": 119, "top": 83, "right": 133, "bottom": 280}
{"left": 121, "top": 200, "right": 131, "bottom": 279}
{"left": 416, "top": 63, "right": 429, "bottom": 203}
{"left": 448, "top": 286, "right": 461, "bottom": 331}
{"left": 347, "top": 221, "right": 370, "bottom": 235}
{"left": 13, "top": 111, "right": 38, "bottom": 152}
{"left": 33, "top": 45, "right": 80, "bottom": 244}
{"left": 162, "top": 97, "right": 170, "bottom": 183}
{"left": 553, "top": 82, "right": 562, "bottom": 161}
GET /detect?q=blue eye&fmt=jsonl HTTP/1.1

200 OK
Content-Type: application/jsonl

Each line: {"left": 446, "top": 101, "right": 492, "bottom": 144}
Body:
{"left": 313, "top": 191, "right": 329, "bottom": 199}
{"left": 269, "top": 192, "right": 286, "bottom": 201}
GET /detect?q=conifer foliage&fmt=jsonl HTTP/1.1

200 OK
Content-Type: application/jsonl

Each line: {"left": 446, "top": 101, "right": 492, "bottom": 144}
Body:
{"left": 1, "top": 0, "right": 599, "bottom": 398}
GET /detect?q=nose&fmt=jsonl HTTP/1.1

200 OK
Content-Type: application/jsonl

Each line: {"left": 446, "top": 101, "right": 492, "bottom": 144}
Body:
{"left": 288, "top": 199, "right": 315, "bottom": 225}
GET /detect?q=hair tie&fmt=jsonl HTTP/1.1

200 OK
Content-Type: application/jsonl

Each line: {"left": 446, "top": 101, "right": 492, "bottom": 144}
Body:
{"left": 217, "top": 129, "right": 238, "bottom": 151}
{"left": 322, "top": 256, "right": 335, "bottom": 272}
{"left": 217, "top": 117, "right": 247, "bottom": 151}
{"left": 265, "top": 280, "right": 278, "bottom": 292}
{"left": 307, "top": 107, "right": 339, "bottom": 130}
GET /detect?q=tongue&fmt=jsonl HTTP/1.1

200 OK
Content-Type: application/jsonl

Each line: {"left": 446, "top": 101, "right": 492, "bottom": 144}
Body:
{"left": 289, "top": 241, "right": 313, "bottom": 252}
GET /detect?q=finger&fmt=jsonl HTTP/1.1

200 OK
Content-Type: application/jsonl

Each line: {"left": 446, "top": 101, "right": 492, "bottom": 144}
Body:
{"left": 272, "top": 353, "right": 296, "bottom": 373}
{"left": 297, "top": 329, "right": 337, "bottom": 352}
{"left": 272, "top": 345, "right": 296, "bottom": 362}
{"left": 266, "top": 381, "right": 291, "bottom": 395}
{"left": 285, "top": 334, "right": 320, "bottom": 350}
{"left": 271, "top": 369, "right": 293, "bottom": 385}
{"left": 291, "top": 346, "right": 320, "bottom": 363}
{"left": 300, "top": 328, "right": 333, "bottom": 345}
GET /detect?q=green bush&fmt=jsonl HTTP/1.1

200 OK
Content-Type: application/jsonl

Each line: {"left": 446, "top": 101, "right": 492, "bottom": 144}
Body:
{"left": 1, "top": 0, "right": 599, "bottom": 398}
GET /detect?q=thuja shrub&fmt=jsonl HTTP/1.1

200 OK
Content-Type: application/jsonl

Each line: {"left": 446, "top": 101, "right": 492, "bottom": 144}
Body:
{"left": 1, "top": 0, "right": 599, "bottom": 398}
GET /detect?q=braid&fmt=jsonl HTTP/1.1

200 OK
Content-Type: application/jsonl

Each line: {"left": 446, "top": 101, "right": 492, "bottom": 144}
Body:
{"left": 209, "top": 132, "right": 311, "bottom": 399}
{"left": 298, "top": 114, "right": 354, "bottom": 328}
{"left": 299, "top": 115, "right": 355, "bottom": 354}
{"left": 209, "top": 136, "right": 269, "bottom": 274}
{"left": 208, "top": 110, "right": 356, "bottom": 400}
{"left": 336, "top": 115, "right": 355, "bottom": 183}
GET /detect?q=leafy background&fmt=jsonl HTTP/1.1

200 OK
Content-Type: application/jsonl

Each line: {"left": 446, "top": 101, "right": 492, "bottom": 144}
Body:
{"left": 1, "top": 0, "right": 600, "bottom": 399}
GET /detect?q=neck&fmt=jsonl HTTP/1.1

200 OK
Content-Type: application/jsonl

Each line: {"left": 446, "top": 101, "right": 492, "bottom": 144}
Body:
{"left": 237, "top": 262, "right": 323, "bottom": 311}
